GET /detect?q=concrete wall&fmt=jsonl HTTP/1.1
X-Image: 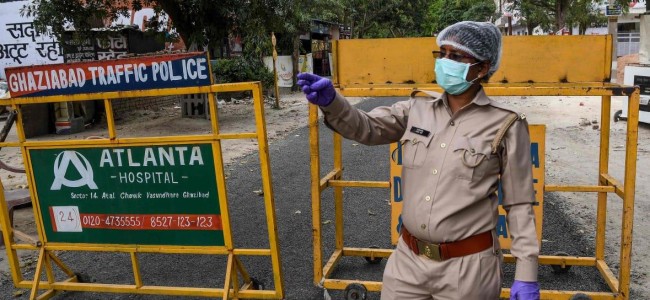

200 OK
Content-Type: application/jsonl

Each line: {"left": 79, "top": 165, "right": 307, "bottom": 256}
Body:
{"left": 111, "top": 95, "right": 181, "bottom": 117}
{"left": 617, "top": 53, "right": 640, "bottom": 84}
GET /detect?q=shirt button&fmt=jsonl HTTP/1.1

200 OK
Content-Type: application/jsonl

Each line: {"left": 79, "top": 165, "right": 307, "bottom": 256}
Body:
{"left": 425, "top": 196, "right": 431, "bottom": 201}
{"left": 432, "top": 169, "right": 438, "bottom": 175}
{"left": 421, "top": 224, "right": 427, "bottom": 230}
{"left": 412, "top": 138, "right": 418, "bottom": 144}
{"left": 440, "top": 143, "right": 447, "bottom": 148}
{"left": 450, "top": 121, "right": 455, "bottom": 126}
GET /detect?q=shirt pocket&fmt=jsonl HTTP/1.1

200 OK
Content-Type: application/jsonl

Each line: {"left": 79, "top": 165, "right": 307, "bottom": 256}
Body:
{"left": 452, "top": 137, "right": 496, "bottom": 181}
{"left": 399, "top": 131, "right": 433, "bottom": 168}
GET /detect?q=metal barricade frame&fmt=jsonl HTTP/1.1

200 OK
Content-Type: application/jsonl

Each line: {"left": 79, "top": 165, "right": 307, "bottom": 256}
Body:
{"left": 0, "top": 80, "right": 284, "bottom": 299}
{"left": 310, "top": 35, "right": 639, "bottom": 300}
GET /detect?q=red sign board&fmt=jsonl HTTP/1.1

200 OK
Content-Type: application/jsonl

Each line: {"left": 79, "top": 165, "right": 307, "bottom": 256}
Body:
{"left": 4, "top": 52, "right": 211, "bottom": 98}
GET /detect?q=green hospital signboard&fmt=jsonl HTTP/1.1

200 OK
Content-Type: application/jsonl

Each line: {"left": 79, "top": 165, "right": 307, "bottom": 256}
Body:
{"left": 28, "top": 143, "right": 224, "bottom": 246}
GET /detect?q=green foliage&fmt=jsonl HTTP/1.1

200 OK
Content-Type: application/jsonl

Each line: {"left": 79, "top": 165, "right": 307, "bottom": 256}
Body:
{"left": 211, "top": 57, "right": 274, "bottom": 90}
{"left": 512, "top": 0, "right": 628, "bottom": 34}
{"left": 235, "top": 0, "right": 288, "bottom": 58}
{"left": 241, "top": 23, "right": 274, "bottom": 59}
{"left": 567, "top": 0, "right": 608, "bottom": 34}
{"left": 21, "top": 0, "right": 132, "bottom": 42}
{"left": 462, "top": 2, "right": 499, "bottom": 22}
{"left": 336, "top": 0, "right": 430, "bottom": 38}
{"left": 425, "top": 0, "right": 497, "bottom": 35}
{"left": 22, "top": 0, "right": 460, "bottom": 60}
{"left": 268, "top": 0, "right": 431, "bottom": 39}
{"left": 21, "top": 0, "right": 276, "bottom": 56}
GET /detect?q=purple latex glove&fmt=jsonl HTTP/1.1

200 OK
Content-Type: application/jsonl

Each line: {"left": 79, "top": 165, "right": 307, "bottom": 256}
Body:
{"left": 510, "top": 280, "right": 540, "bottom": 300}
{"left": 296, "top": 73, "right": 336, "bottom": 106}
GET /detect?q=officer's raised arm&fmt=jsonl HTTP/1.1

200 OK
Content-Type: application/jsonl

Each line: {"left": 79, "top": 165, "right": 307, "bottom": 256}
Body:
{"left": 297, "top": 72, "right": 410, "bottom": 146}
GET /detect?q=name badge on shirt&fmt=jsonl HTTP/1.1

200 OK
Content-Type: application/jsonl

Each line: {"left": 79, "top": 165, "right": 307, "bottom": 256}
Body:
{"left": 410, "top": 126, "right": 430, "bottom": 137}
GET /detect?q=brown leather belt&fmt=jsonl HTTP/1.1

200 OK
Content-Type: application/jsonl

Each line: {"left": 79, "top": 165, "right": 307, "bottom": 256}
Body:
{"left": 401, "top": 226, "right": 493, "bottom": 262}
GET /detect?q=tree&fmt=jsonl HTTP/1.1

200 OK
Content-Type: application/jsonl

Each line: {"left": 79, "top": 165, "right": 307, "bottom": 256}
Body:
{"left": 511, "top": 0, "right": 628, "bottom": 34}
{"left": 335, "top": 0, "right": 431, "bottom": 38}
{"left": 20, "top": 0, "right": 506, "bottom": 92}
{"left": 514, "top": 1, "right": 548, "bottom": 34}
{"left": 22, "top": 0, "right": 256, "bottom": 57}
{"left": 22, "top": 0, "right": 133, "bottom": 41}
{"left": 274, "top": 0, "right": 343, "bottom": 90}
{"left": 425, "top": 0, "right": 498, "bottom": 35}
{"left": 566, "top": 0, "right": 607, "bottom": 34}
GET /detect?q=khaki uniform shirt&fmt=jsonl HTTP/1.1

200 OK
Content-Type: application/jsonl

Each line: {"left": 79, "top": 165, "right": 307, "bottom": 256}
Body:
{"left": 320, "top": 88, "right": 539, "bottom": 281}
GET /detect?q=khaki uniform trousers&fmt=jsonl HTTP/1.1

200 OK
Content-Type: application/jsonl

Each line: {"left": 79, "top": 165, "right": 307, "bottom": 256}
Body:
{"left": 381, "top": 237, "right": 503, "bottom": 300}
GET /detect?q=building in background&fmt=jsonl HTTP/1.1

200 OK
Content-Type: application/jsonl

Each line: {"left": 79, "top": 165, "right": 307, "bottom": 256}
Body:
{"left": 303, "top": 19, "right": 343, "bottom": 77}
{"left": 613, "top": 1, "right": 646, "bottom": 56}
{"left": 493, "top": 0, "right": 646, "bottom": 57}
{"left": 494, "top": 1, "right": 528, "bottom": 36}
{"left": 265, "top": 19, "right": 349, "bottom": 88}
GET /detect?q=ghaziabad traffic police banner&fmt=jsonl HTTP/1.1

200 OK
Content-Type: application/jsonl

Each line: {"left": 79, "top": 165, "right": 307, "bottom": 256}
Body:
{"left": 390, "top": 125, "right": 545, "bottom": 249}
{"left": 4, "top": 52, "right": 211, "bottom": 98}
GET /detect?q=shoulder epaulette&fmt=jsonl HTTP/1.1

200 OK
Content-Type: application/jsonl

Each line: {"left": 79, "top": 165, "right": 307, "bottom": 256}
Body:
{"left": 491, "top": 112, "right": 520, "bottom": 154}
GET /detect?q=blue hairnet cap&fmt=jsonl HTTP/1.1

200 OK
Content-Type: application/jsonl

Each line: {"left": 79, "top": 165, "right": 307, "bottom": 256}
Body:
{"left": 436, "top": 21, "right": 502, "bottom": 77}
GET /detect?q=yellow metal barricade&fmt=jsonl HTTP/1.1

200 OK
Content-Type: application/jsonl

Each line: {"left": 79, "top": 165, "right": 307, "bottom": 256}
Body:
{"left": 311, "top": 35, "right": 639, "bottom": 300}
{"left": 0, "top": 53, "right": 284, "bottom": 299}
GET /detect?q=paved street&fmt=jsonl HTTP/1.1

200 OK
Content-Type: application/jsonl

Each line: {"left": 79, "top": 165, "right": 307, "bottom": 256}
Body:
{"left": 0, "top": 97, "right": 624, "bottom": 299}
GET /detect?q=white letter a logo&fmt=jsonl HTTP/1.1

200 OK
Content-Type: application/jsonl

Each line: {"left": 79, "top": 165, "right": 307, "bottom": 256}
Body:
{"left": 51, "top": 151, "right": 98, "bottom": 190}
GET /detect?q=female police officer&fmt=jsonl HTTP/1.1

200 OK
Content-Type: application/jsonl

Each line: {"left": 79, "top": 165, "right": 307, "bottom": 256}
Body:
{"left": 298, "top": 21, "right": 540, "bottom": 300}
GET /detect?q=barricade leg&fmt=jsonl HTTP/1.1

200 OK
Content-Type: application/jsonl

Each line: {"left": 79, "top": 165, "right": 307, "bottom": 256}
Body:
{"left": 618, "top": 91, "right": 640, "bottom": 299}
{"left": 310, "top": 104, "right": 324, "bottom": 286}
{"left": 29, "top": 247, "right": 46, "bottom": 300}
{"left": 596, "top": 96, "right": 611, "bottom": 262}
{"left": 223, "top": 253, "right": 235, "bottom": 300}
{"left": 333, "top": 133, "right": 344, "bottom": 251}
{"left": 130, "top": 252, "right": 143, "bottom": 288}
{"left": 47, "top": 252, "right": 76, "bottom": 280}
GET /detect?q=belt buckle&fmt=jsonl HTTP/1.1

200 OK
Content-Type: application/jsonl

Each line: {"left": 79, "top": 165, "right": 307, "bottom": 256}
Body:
{"left": 417, "top": 241, "right": 442, "bottom": 262}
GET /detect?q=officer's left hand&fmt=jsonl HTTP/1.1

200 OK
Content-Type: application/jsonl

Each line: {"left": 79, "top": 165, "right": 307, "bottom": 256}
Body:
{"left": 510, "top": 280, "right": 540, "bottom": 300}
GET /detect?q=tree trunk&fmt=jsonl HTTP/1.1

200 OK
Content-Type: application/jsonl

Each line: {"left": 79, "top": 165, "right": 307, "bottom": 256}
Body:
{"left": 156, "top": 1, "right": 193, "bottom": 50}
{"left": 555, "top": 0, "right": 568, "bottom": 32}
{"left": 291, "top": 35, "right": 300, "bottom": 92}
{"left": 225, "top": 37, "right": 231, "bottom": 58}
{"left": 526, "top": 22, "right": 536, "bottom": 35}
